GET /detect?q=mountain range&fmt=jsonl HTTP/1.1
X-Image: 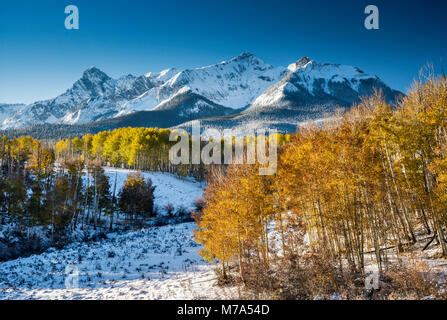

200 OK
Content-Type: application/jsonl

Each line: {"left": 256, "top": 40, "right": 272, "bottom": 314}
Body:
{"left": 0, "top": 53, "right": 402, "bottom": 138}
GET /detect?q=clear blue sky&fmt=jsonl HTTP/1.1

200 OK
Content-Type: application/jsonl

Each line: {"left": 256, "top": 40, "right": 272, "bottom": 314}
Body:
{"left": 1, "top": 0, "right": 446, "bottom": 104}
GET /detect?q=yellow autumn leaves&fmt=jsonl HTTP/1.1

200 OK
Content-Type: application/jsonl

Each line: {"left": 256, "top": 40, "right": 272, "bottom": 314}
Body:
{"left": 195, "top": 76, "right": 447, "bottom": 275}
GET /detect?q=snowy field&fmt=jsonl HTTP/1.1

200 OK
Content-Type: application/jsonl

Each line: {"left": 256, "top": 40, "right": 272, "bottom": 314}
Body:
{"left": 2, "top": 167, "right": 447, "bottom": 299}
{"left": 0, "top": 168, "right": 233, "bottom": 300}
{"left": 0, "top": 223, "right": 233, "bottom": 300}
{"left": 98, "top": 167, "right": 204, "bottom": 212}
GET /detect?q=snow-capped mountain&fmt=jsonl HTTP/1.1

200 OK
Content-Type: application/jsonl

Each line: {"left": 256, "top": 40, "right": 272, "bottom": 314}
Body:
{"left": 114, "top": 52, "right": 287, "bottom": 117}
{"left": 2, "top": 67, "right": 154, "bottom": 129}
{"left": 0, "top": 53, "right": 402, "bottom": 133}
{"left": 246, "top": 56, "right": 401, "bottom": 114}
{"left": 0, "top": 104, "right": 25, "bottom": 123}
{"left": 151, "top": 87, "right": 235, "bottom": 117}
{"left": 1, "top": 53, "right": 287, "bottom": 129}
{"left": 173, "top": 57, "right": 402, "bottom": 135}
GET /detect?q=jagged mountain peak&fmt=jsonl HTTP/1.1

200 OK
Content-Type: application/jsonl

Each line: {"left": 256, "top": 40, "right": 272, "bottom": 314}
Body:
{"left": 197, "top": 52, "right": 263, "bottom": 71}
{"left": 80, "top": 66, "right": 111, "bottom": 82}
{"left": 83, "top": 66, "right": 106, "bottom": 75}
{"left": 0, "top": 54, "right": 401, "bottom": 132}
{"left": 288, "top": 56, "right": 312, "bottom": 71}
{"left": 225, "top": 52, "right": 264, "bottom": 66}
{"left": 67, "top": 67, "right": 114, "bottom": 100}
{"left": 291, "top": 60, "right": 379, "bottom": 84}
{"left": 230, "top": 51, "right": 255, "bottom": 61}
{"left": 145, "top": 68, "right": 177, "bottom": 78}
{"left": 239, "top": 51, "right": 254, "bottom": 58}
{"left": 246, "top": 59, "right": 401, "bottom": 116}
{"left": 138, "top": 53, "right": 288, "bottom": 110}
{"left": 121, "top": 74, "right": 136, "bottom": 79}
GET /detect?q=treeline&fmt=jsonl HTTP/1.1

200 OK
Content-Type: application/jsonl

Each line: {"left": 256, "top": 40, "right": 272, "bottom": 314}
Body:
{"left": 55, "top": 127, "right": 291, "bottom": 180}
{"left": 54, "top": 127, "right": 208, "bottom": 179}
{"left": 1, "top": 125, "right": 290, "bottom": 236}
{"left": 55, "top": 127, "right": 176, "bottom": 171}
{"left": 0, "top": 123, "right": 101, "bottom": 141}
{"left": 195, "top": 76, "right": 447, "bottom": 297}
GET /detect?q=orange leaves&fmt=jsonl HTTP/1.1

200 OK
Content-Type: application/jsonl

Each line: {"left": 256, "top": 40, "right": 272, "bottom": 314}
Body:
{"left": 195, "top": 164, "right": 274, "bottom": 264}
{"left": 196, "top": 75, "right": 447, "bottom": 270}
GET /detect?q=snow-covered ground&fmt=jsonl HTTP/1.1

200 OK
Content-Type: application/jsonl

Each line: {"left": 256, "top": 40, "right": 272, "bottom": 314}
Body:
{"left": 0, "top": 223, "right": 234, "bottom": 300}
{"left": 0, "top": 168, "right": 231, "bottom": 300}
{"left": 100, "top": 167, "right": 204, "bottom": 212}
{"left": 0, "top": 167, "right": 204, "bottom": 260}
{"left": 8, "top": 167, "right": 447, "bottom": 300}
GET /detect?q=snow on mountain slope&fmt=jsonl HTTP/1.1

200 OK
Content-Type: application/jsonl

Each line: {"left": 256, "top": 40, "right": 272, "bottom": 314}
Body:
{"left": 145, "top": 68, "right": 180, "bottom": 85}
{"left": 150, "top": 87, "right": 236, "bottom": 119}
{"left": 0, "top": 104, "right": 25, "bottom": 123}
{"left": 1, "top": 53, "right": 287, "bottom": 129}
{"left": 158, "top": 52, "right": 287, "bottom": 109}
{"left": 1, "top": 54, "right": 402, "bottom": 133}
{"left": 287, "top": 56, "right": 312, "bottom": 72}
{"left": 172, "top": 57, "right": 402, "bottom": 136}
{"left": 54, "top": 70, "right": 156, "bottom": 125}
{"left": 246, "top": 57, "right": 402, "bottom": 113}
{"left": 1, "top": 68, "right": 153, "bottom": 129}
{"left": 116, "top": 52, "right": 287, "bottom": 116}
{"left": 113, "top": 69, "right": 185, "bottom": 117}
